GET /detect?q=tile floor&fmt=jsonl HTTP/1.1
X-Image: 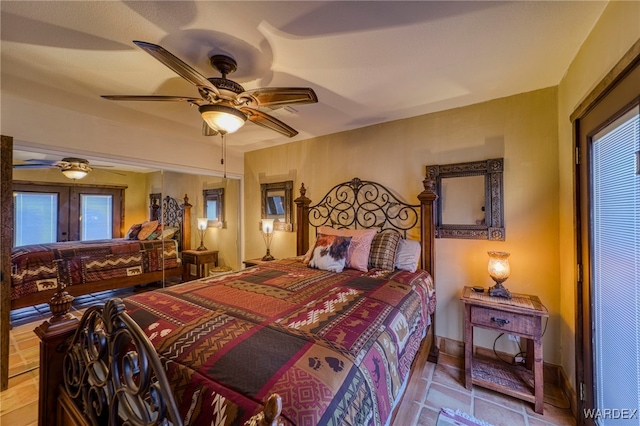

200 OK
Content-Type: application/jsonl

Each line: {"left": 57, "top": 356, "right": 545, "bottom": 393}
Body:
{"left": 1, "top": 285, "right": 576, "bottom": 426}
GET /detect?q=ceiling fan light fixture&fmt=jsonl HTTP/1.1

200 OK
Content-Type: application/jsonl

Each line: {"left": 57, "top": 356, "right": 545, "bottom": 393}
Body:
{"left": 61, "top": 168, "right": 88, "bottom": 180}
{"left": 60, "top": 160, "right": 91, "bottom": 180}
{"left": 199, "top": 104, "right": 246, "bottom": 134}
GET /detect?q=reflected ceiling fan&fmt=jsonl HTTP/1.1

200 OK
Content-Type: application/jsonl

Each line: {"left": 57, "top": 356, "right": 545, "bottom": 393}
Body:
{"left": 13, "top": 157, "right": 124, "bottom": 180}
{"left": 101, "top": 41, "right": 318, "bottom": 137}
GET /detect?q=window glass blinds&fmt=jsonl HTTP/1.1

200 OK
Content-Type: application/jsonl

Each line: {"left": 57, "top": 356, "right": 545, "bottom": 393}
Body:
{"left": 592, "top": 105, "right": 639, "bottom": 422}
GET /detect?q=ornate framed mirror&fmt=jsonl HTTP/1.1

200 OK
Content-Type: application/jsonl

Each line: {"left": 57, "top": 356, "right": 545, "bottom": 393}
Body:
{"left": 426, "top": 158, "right": 505, "bottom": 240}
{"left": 261, "top": 181, "right": 293, "bottom": 231}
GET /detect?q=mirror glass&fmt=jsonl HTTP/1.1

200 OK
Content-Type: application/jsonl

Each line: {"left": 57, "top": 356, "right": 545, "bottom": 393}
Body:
{"left": 427, "top": 158, "right": 505, "bottom": 240}
{"left": 441, "top": 175, "right": 485, "bottom": 225}
{"left": 203, "top": 188, "right": 224, "bottom": 227}
{"left": 266, "top": 189, "right": 286, "bottom": 220}
{"left": 261, "top": 181, "right": 293, "bottom": 231}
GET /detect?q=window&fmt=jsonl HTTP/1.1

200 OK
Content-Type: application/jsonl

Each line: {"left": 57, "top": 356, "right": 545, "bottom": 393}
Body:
{"left": 591, "top": 106, "right": 639, "bottom": 419}
{"left": 13, "top": 181, "right": 125, "bottom": 245}
{"left": 14, "top": 192, "right": 58, "bottom": 246}
{"left": 80, "top": 194, "right": 113, "bottom": 241}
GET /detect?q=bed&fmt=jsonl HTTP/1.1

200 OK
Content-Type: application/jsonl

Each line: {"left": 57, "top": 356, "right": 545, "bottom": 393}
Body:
{"left": 36, "top": 177, "right": 439, "bottom": 426}
{"left": 10, "top": 194, "right": 191, "bottom": 311}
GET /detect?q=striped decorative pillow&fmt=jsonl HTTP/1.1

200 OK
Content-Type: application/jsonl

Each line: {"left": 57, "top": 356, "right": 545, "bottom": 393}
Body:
{"left": 368, "top": 230, "right": 401, "bottom": 271}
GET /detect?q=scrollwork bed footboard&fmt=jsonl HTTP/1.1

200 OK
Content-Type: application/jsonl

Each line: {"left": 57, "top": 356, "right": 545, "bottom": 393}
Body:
{"left": 63, "top": 298, "right": 182, "bottom": 425}
{"left": 55, "top": 298, "right": 283, "bottom": 426}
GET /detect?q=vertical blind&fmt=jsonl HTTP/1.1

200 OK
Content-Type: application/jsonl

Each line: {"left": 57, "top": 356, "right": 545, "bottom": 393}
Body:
{"left": 14, "top": 193, "right": 58, "bottom": 246}
{"left": 80, "top": 194, "right": 113, "bottom": 241}
{"left": 592, "top": 105, "right": 639, "bottom": 424}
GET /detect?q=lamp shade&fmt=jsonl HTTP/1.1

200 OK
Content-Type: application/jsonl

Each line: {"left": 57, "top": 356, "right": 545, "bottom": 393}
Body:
{"left": 197, "top": 217, "right": 208, "bottom": 230}
{"left": 487, "top": 251, "right": 510, "bottom": 284}
{"left": 61, "top": 168, "right": 88, "bottom": 180}
{"left": 261, "top": 219, "right": 275, "bottom": 234}
{"left": 199, "top": 104, "right": 246, "bottom": 134}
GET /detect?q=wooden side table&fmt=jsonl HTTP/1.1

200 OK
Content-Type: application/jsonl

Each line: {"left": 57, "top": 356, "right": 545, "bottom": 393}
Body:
{"left": 182, "top": 249, "right": 218, "bottom": 282}
{"left": 243, "top": 258, "right": 276, "bottom": 268}
{"left": 460, "top": 286, "right": 549, "bottom": 414}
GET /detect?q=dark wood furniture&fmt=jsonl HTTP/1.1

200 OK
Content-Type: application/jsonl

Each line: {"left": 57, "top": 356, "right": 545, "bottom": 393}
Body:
{"left": 461, "top": 286, "right": 548, "bottom": 414}
{"left": 243, "top": 258, "right": 276, "bottom": 268}
{"left": 35, "top": 176, "right": 439, "bottom": 426}
{"left": 1, "top": 135, "right": 13, "bottom": 391}
{"left": 182, "top": 249, "right": 219, "bottom": 281}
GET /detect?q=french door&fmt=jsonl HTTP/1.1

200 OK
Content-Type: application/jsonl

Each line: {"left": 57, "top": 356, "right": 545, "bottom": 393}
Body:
{"left": 13, "top": 182, "right": 124, "bottom": 244}
{"left": 576, "top": 54, "right": 640, "bottom": 425}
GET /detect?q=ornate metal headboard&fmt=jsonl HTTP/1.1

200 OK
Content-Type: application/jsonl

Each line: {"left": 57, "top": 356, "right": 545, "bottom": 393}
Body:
{"left": 307, "top": 177, "right": 420, "bottom": 237}
{"left": 149, "top": 193, "right": 192, "bottom": 251}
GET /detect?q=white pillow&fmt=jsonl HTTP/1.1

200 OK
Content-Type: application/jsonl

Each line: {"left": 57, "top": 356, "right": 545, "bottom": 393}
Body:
{"left": 394, "top": 239, "right": 421, "bottom": 272}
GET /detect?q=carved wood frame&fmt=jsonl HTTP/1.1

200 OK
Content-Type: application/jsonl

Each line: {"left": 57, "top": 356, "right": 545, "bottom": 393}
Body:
{"left": 426, "top": 158, "right": 505, "bottom": 240}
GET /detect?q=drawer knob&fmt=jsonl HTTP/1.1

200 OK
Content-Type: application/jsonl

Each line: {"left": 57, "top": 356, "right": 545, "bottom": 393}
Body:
{"left": 492, "top": 317, "right": 510, "bottom": 327}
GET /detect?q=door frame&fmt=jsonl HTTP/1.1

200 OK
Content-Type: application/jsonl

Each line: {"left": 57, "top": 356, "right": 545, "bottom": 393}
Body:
{"left": 573, "top": 40, "right": 640, "bottom": 424}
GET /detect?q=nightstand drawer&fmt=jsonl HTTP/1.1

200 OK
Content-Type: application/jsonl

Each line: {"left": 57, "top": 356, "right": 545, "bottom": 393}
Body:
{"left": 470, "top": 306, "right": 536, "bottom": 336}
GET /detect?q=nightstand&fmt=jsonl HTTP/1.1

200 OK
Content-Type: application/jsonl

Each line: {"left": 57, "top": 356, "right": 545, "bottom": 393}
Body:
{"left": 243, "top": 258, "right": 276, "bottom": 268}
{"left": 460, "top": 286, "right": 549, "bottom": 414}
{"left": 182, "top": 249, "right": 219, "bottom": 282}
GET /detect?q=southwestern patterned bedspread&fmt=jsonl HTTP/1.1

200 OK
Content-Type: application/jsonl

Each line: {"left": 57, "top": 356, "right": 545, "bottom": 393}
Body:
{"left": 11, "top": 239, "right": 179, "bottom": 301}
{"left": 123, "top": 257, "right": 436, "bottom": 426}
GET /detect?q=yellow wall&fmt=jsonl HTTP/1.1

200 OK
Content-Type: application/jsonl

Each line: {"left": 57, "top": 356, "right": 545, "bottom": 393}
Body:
{"left": 557, "top": 1, "right": 640, "bottom": 389}
{"left": 245, "top": 86, "right": 561, "bottom": 362}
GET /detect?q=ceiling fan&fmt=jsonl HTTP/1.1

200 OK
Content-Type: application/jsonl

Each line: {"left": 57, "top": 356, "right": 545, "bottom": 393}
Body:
{"left": 101, "top": 41, "right": 318, "bottom": 137}
{"left": 13, "top": 157, "right": 124, "bottom": 180}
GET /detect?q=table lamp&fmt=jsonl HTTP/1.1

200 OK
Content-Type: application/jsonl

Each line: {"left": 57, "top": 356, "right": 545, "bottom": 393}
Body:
{"left": 488, "top": 251, "right": 511, "bottom": 298}
{"left": 261, "top": 219, "right": 275, "bottom": 261}
{"left": 196, "top": 217, "right": 208, "bottom": 251}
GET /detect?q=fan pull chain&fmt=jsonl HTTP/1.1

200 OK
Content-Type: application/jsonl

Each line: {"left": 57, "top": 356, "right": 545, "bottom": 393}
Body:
{"left": 220, "top": 133, "right": 227, "bottom": 178}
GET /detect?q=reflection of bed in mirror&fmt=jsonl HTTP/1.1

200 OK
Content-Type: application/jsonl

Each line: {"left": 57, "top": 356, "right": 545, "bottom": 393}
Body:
{"left": 36, "top": 177, "right": 439, "bottom": 426}
{"left": 9, "top": 193, "right": 191, "bottom": 311}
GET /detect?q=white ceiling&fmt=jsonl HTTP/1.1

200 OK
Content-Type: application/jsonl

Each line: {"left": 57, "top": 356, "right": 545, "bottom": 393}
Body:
{"left": 2, "top": 1, "right": 607, "bottom": 165}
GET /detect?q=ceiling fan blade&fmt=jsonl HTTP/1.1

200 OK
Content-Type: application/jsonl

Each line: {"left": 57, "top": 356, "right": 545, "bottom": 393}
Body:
{"left": 101, "top": 95, "right": 204, "bottom": 105}
{"left": 240, "top": 107, "right": 298, "bottom": 137}
{"left": 239, "top": 87, "right": 318, "bottom": 108}
{"left": 93, "top": 169, "right": 126, "bottom": 176}
{"left": 133, "top": 41, "right": 220, "bottom": 96}
{"left": 202, "top": 122, "right": 219, "bottom": 136}
{"left": 13, "top": 163, "right": 57, "bottom": 169}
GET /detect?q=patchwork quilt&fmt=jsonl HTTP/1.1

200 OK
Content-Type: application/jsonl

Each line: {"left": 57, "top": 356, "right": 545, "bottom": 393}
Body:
{"left": 123, "top": 258, "right": 436, "bottom": 426}
{"left": 10, "top": 239, "right": 179, "bottom": 300}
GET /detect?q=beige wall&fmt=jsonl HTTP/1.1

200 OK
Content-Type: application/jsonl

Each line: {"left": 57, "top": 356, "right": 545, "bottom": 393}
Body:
{"left": 245, "top": 86, "right": 562, "bottom": 363}
{"left": 557, "top": 1, "right": 640, "bottom": 389}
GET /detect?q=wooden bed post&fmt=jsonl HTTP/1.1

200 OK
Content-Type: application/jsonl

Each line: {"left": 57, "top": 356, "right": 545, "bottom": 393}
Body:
{"left": 294, "top": 183, "right": 311, "bottom": 256}
{"left": 34, "top": 318, "right": 79, "bottom": 426}
{"left": 418, "top": 176, "right": 439, "bottom": 363}
{"left": 182, "top": 194, "right": 192, "bottom": 251}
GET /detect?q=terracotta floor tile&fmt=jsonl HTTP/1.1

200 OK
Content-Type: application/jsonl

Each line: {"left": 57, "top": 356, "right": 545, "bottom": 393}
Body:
{"left": 474, "top": 398, "right": 527, "bottom": 426}
{"left": 416, "top": 405, "right": 440, "bottom": 426}
{"left": 424, "top": 382, "right": 472, "bottom": 413}
{"left": 431, "top": 363, "right": 467, "bottom": 390}
{"left": 474, "top": 385, "right": 526, "bottom": 411}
